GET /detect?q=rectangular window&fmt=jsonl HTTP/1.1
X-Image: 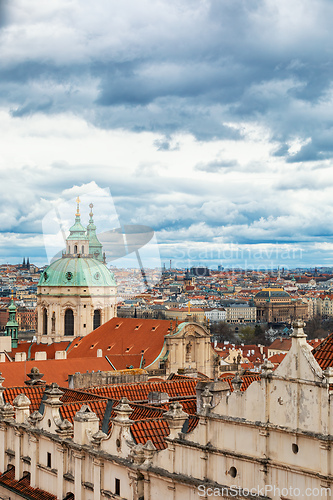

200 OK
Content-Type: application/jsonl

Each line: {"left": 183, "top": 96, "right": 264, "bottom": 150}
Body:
{"left": 47, "top": 452, "right": 51, "bottom": 468}
{"left": 83, "top": 305, "right": 86, "bottom": 308}
{"left": 115, "top": 478, "right": 120, "bottom": 496}
{"left": 83, "top": 324, "right": 86, "bottom": 328}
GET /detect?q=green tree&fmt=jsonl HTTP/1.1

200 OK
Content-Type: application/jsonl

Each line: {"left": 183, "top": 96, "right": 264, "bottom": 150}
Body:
{"left": 238, "top": 325, "right": 255, "bottom": 344}
{"left": 210, "top": 321, "right": 236, "bottom": 343}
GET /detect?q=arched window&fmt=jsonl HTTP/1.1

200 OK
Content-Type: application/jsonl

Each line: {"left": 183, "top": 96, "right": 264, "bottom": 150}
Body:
{"left": 43, "top": 308, "right": 48, "bottom": 335}
{"left": 64, "top": 309, "right": 74, "bottom": 336}
{"left": 93, "top": 309, "right": 101, "bottom": 330}
{"left": 63, "top": 493, "right": 75, "bottom": 500}
{"left": 51, "top": 312, "right": 56, "bottom": 332}
{"left": 74, "top": 245, "right": 78, "bottom": 254}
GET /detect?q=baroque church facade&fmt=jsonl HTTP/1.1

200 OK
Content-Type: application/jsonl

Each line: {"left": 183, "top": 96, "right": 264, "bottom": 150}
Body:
{"left": 0, "top": 322, "right": 332, "bottom": 500}
{"left": 36, "top": 199, "right": 117, "bottom": 343}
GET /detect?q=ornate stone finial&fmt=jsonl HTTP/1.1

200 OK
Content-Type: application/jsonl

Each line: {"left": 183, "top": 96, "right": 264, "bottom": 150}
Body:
{"left": 74, "top": 404, "right": 98, "bottom": 422}
{"left": 130, "top": 443, "right": 145, "bottom": 465}
{"left": 25, "top": 367, "right": 45, "bottom": 386}
{"left": 291, "top": 320, "right": 306, "bottom": 338}
{"left": 261, "top": 358, "right": 274, "bottom": 378}
{"left": 142, "top": 440, "right": 156, "bottom": 464}
{"left": 0, "top": 373, "right": 5, "bottom": 407}
{"left": 92, "top": 429, "right": 107, "bottom": 446}
{"left": 323, "top": 367, "right": 333, "bottom": 387}
{"left": 55, "top": 418, "right": 74, "bottom": 438}
{"left": 13, "top": 394, "right": 31, "bottom": 424}
{"left": 13, "top": 393, "right": 31, "bottom": 408}
{"left": 44, "top": 383, "right": 64, "bottom": 407}
{"left": 76, "top": 196, "right": 81, "bottom": 216}
{"left": 201, "top": 386, "right": 213, "bottom": 410}
{"left": 231, "top": 372, "right": 243, "bottom": 392}
{"left": 113, "top": 397, "right": 133, "bottom": 423}
{"left": 27, "top": 410, "right": 43, "bottom": 427}
{"left": 0, "top": 403, "right": 15, "bottom": 420}
{"left": 164, "top": 402, "right": 188, "bottom": 420}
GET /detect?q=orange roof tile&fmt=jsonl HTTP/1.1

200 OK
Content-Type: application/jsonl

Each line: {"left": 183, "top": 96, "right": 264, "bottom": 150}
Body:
{"left": 0, "top": 466, "right": 57, "bottom": 500}
{"left": 219, "top": 373, "right": 261, "bottom": 391}
{"left": 87, "top": 379, "right": 197, "bottom": 402}
{"left": 0, "top": 357, "right": 113, "bottom": 387}
{"left": 60, "top": 399, "right": 108, "bottom": 425}
{"left": 11, "top": 341, "right": 72, "bottom": 360}
{"left": 312, "top": 333, "right": 333, "bottom": 370}
{"left": 4, "top": 385, "right": 45, "bottom": 412}
{"left": 131, "top": 419, "right": 170, "bottom": 450}
{"left": 268, "top": 338, "right": 292, "bottom": 351}
{"left": 268, "top": 353, "right": 287, "bottom": 364}
{"left": 67, "top": 317, "right": 175, "bottom": 368}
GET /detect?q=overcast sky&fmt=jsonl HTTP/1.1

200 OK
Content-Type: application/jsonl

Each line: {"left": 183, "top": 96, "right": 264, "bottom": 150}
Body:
{"left": 1, "top": 0, "right": 333, "bottom": 269}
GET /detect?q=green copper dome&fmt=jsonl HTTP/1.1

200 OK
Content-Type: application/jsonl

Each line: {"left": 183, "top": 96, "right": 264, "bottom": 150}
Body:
{"left": 38, "top": 256, "right": 116, "bottom": 287}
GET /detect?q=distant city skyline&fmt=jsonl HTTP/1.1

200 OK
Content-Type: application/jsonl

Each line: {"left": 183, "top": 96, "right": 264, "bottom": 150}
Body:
{"left": 1, "top": 1, "right": 333, "bottom": 268}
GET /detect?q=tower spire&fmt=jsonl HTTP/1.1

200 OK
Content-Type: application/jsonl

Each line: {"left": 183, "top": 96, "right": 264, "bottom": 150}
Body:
{"left": 76, "top": 196, "right": 81, "bottom": 217}
{"left": 5, "top": 290, "right": 18, "bottom": 349}
{"left": 89, "top": 203, "right": 94, "bottom": 222}
{"left": 86, "top": 202, "right": 103, "bottom": 262}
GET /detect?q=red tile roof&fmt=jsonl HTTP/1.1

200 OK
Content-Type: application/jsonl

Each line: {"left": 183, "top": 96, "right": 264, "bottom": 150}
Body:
{"left": 312, "top": 333, "right": 333, "bottom": 370}
{"left": 161, "top": 398, "right": 197, "bottom": 415}
{"left": 87, "top": 379, "right": 197, "bottom": 402}
{"left": 187, "top": 414, "right": 199, "bottom": 432}
{"left": 131, "top": 419, "right": 170, "bottom": 450}
{"left": 60, "top": 387, "right": 105, "bottom": 403}
{"left": 0, "top": 466, "right": 57, "bottom": 500}
{"left": 67, "top": 317, "right": 175, "bottom": 369}
{"left": 4, "top": 385, "right": 45, "bottom": 412}
{"left": 268, "top": 353, "right": 287, "bottom": 365}
{"left": 60, "top": 399, "right": 108, "bottom": 424}
{"left": 219, "top": 373, "right": 261, "bottom": 391}
{"left": 10, "top": 341, "right": 72, "bottom": 360}
{"left": 0, "top": 357, "right": 113, "bottom": 387}
{"left": 268, "top": 338, "right": 292, "bottom": 351}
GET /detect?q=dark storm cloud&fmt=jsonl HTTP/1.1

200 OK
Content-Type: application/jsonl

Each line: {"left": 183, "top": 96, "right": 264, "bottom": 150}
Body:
{"left": 2, "top": 0, "right": 333, "bottom": 266}
{"left": 1, "top": 0, "right": 333, "bottom": 147}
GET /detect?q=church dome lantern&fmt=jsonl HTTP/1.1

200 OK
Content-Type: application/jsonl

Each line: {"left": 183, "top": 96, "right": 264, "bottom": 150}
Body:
{"left": 36, "top": 199, "right": 117, "bottom": 343}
